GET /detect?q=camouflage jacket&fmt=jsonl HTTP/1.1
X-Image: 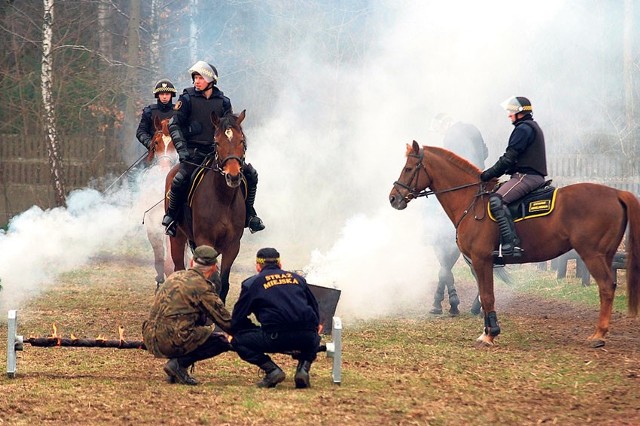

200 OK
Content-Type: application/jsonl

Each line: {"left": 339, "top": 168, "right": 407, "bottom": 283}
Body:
{"left": 142, "top": 269, "right": 232, "bottom": 358}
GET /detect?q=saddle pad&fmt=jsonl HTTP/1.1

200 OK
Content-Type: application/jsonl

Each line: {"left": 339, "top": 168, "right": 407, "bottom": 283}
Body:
{"left": 488, "top": 186, "right": 558, "bottom": 222}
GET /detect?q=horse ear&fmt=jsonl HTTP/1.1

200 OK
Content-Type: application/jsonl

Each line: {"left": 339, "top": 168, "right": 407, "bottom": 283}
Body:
{"left": 412, "top": 140, "right": 420, "bottom": 154}
{"left": 211, "top": 112, "right": 220, "bottom": 128}
{"left": 236, "top": 109, "right": 246, "bottom": 125}
{"left": 153, "top": 115, "right": 162, "bottom": 130}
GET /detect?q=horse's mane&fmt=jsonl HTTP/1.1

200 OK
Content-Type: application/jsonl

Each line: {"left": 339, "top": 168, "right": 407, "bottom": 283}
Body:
{"left": 425, "top": 145, "right": 481, "bottom": 177}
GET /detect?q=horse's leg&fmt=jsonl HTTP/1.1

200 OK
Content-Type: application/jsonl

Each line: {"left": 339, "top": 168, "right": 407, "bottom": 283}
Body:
{"left": 442, "top": 247, "right": 461, "bottom": 316}
{"left": 169, "top": 231, "right": 188, "bottom": 271}
{"left": 163, "top": 234, "right": 174, "bottom": 277}
{"left": 579, "top": 253, "right": 616, "bottom": 347}
{"left": 146, "top": 228, "right": 165, "bottom": 285}
{"left": 219, "top": 243, "right": 241, "bottom": 304}
{"left": 473, "top": 258, "right": 499, "bottom": 345}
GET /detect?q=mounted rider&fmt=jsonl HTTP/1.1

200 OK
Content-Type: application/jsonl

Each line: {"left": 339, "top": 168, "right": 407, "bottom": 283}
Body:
{"left": 136, "top": 79, "right": 177, "bottom": 152}
{"left": 480, "top": 96, "right": 547, "bottom": 258}
{"left": 162, "top": 61, "right": 265, "bottom": 237}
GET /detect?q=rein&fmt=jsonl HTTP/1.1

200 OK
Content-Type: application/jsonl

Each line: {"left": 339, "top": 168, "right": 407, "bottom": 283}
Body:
{"left": 393, "top": 146, "right": 482, "bottom": 200}
{"left": 393, "top": 146, "right": 493, "bottom": 228}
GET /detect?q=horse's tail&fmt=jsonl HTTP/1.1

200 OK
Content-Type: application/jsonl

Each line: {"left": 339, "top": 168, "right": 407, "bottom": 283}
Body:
{"left": 620, "top": 190, "right": 640, "bottom": 317}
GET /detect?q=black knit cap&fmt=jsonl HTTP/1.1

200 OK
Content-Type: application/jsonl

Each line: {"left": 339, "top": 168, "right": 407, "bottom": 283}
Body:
{"left": 256, "top": 247, "right": 280, "bottom": 265}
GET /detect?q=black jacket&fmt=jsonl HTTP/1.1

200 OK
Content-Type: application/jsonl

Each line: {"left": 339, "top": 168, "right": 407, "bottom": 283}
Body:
{"left": 231, "top": 264, "right": 320, "bottom": 333}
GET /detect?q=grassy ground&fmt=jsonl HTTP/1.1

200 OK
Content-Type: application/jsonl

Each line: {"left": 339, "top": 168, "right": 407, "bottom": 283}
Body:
{"left": 1, "top": 244, "right": 639, "bottom": 425}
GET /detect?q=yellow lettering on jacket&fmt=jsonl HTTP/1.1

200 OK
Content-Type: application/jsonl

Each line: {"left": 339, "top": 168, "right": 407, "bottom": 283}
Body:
{"left": 263, "top": 273, "right": 300, "bottom": 289}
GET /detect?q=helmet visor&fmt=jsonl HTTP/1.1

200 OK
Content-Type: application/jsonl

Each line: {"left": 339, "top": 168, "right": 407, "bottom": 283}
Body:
{"left": 500, "top": 96, "right": 532, "bottom": 115}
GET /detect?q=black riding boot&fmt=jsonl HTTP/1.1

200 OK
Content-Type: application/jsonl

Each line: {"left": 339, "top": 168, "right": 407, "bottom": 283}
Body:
{"left": 489, "top": 195, "right": 523, "bottom": 258}
{"left": 257, "top": 360, "right": 286, "bottom": 388}
{"left": 243, "top": 163, "right": 265, "bottom": 233}
{"left": 245, "top": 182, "right": 265, "bottom": 234}
{"left": 294, "top": 360, "right": 312, "bottom": 389}
{"left": 162, "top": 189, "right": 182, "bottom": 237}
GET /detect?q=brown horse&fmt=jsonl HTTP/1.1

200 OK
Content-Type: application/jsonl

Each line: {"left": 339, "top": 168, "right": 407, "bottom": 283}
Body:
{"left": 165, "top": 110, "right": 247, "bottom": 303}
{"left": 143, "top": 116, "right": 178, "bottom": 286}
{"left": 389, "top": 141, "right": 640, "bottom": 347}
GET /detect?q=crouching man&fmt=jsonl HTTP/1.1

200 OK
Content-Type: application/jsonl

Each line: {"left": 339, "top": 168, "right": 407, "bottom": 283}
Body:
{"left": 142, "top": 245, "right": 232, "bottom": 385}
{"left": 231, "top": 247, "right": 321, "bottom": 388}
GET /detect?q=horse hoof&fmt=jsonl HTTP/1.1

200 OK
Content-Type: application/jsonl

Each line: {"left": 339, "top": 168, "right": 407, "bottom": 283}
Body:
{"left": 429, "top": 307, "right": 443, "bottom": 315}
{"left": 475, "top": 333, "right": 494, "bottom": 346}
{"left": 589, "top": 339, "right": 605, "bottom": 348}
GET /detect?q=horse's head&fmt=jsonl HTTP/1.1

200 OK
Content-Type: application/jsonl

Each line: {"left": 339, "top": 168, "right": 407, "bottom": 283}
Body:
{"left": 389, "top": 141, "right": 431, "bottom": 210}
{"left": 148, "top": 117, "right": 177, "bottom": 170}
{"left": 212, "top": 109, "right": 247, "bottom": 188}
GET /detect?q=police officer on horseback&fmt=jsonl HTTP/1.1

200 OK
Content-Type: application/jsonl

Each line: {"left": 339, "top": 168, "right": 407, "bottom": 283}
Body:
{"left": 162, "top": 61, "right": 265, "bottom": 237}
{"left": 480, "top": 96, "right": 547, "bottom": 257}
{"left": 136, "top": 79, "right": 177, "bottom": 152}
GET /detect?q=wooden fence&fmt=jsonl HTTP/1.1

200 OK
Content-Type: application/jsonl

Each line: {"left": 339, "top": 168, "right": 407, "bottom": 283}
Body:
{"left": 0, "top": 134, "right": 127, "bottom": 225}
{"left": 547, "top": 155, "right": 640, "bottom": 194}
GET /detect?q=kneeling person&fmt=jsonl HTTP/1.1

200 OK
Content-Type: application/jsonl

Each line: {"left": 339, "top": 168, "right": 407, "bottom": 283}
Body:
{"left": 231, "top": 248, "right": 320, "bottom": 388}
{"left": 142, "top": 245, "right": 232, "bottom": 385}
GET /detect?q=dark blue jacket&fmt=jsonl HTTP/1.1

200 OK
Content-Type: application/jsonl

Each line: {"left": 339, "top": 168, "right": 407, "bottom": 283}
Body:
{"left": 231, "top": 264, "right": 320, "bottom": 333}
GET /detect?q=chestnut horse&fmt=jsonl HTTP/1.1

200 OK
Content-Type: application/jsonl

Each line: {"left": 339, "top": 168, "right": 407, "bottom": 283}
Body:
{"left": 165, "top": 110, "right": 247, "bottom": 303}
{"left": 389, "top": 141, "right": 640, "bottom": 347}
{"left": 143, "top": 116, "right": 178, "bottom": 286}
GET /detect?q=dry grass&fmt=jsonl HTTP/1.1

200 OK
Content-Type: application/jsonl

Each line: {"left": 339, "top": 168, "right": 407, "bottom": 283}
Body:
{"left": 1, "top": 247, "right": 639, "bottom": 426}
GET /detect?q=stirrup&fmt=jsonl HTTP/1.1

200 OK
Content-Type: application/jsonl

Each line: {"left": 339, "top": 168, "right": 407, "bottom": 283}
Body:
{"left": 493, "top": 243, "right": 523, "bottom": 258}
{"left": 247, "top": 216, "right": 265, "bottom": 234}
{"left": 164, "top": 220, "right": 177, "bottom": 237}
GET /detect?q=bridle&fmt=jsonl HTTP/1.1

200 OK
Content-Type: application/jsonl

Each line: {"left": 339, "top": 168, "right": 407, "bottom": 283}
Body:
{"left": 211, "top": 125, "right": 246, "bottom": 175}
{"left": 393, "top": 146, "right": 489, "bottom": 228}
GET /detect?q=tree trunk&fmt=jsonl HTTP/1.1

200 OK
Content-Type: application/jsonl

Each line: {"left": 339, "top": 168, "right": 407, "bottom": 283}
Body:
{"left": 150, "top": 0, "right": 160, "bottom": 77}
{"left": 122, "top": 0, "right": 142, "bottom": 162}
{"left": 97, "top": 0, "right": 114, "bottom": 177}
{"left": 189, "top": 0, "right": 199, "bottom": 64}
{"left": 42, "top": 0, "right": 66, "bottom": 207}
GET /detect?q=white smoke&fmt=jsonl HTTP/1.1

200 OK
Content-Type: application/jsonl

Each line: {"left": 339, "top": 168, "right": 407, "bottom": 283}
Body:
{"left": 0, "top": 168, "right": 165, "bottom": 312}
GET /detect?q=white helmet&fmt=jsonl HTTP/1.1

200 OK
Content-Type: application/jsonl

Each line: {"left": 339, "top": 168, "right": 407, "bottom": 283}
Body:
{"left": 188, "top": 61, "right": 218, "bottom": 84}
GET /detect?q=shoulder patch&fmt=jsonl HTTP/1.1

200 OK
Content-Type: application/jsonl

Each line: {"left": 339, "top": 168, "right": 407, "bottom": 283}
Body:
{"left": 174, "top": 100, "right": 182, "bottom": 110}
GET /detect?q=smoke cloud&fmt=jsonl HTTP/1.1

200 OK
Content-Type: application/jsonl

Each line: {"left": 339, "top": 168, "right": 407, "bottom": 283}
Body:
{"left": 0, "top": 170, "right": 164, "bottom": 312}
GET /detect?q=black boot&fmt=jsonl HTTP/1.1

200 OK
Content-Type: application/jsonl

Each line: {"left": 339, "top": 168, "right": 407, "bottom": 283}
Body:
{"left": 162, "top": 190, "right": 179, "bottom": 237}
{"left": 294, "top": 360, "right": 312, "bottom": 389}
{"left": 489, "top": 195, "right": 523, "bottom": 258}
{"left": 243, "top": 164, "right": 265, "bottom": 233}
{"left": 245, "top": 192, "right": 265, "bottom": 234}
{"left": 257, "top": 360, "right": 286, "bottom": 388}
{"left": 163, "top": 358, "right": 198, "bottom": 386}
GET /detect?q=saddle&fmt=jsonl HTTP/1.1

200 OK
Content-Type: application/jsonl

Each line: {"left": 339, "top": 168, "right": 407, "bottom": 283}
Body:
{"left": 488, "top": 180, "right": 557, "bottom": 222}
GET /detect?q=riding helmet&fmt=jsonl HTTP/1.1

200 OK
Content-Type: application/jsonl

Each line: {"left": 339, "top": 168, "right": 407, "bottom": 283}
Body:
{"left": 153, "top": 79, "right": 177, "bottom": 98}
{"left": 500, "top": 96, "right": 532, "bottom": 115}
{"left": 188, "top": 61, "right": 218, "bottom": 84}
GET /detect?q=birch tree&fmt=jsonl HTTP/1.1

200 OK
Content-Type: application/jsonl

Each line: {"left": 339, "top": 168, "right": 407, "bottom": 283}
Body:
{"left": 42, "top": 0, "right": 66, "bottom": 206}
{"left": 122, "top": 0, "right": 142, "bottom": 161}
